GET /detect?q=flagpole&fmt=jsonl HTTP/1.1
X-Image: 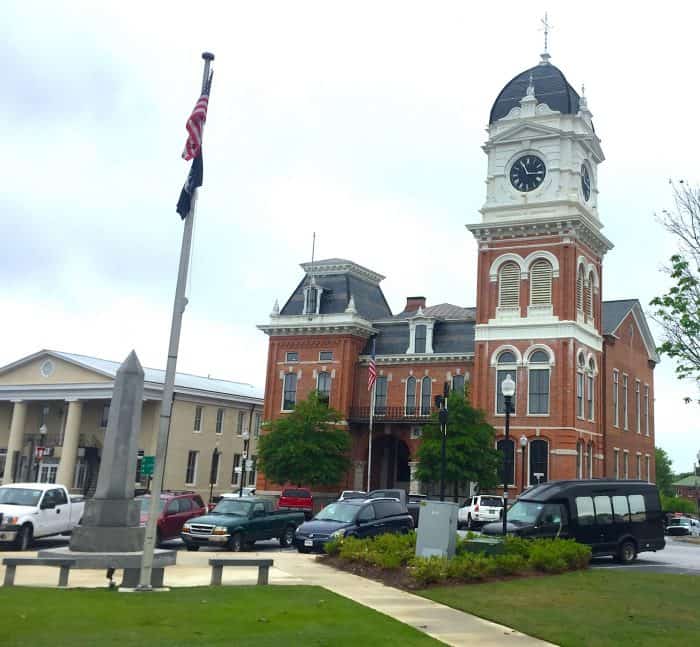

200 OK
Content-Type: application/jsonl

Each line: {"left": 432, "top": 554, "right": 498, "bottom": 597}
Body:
{"left": 367, "top": 381, "right": 375, "bottom": 491}
{"left": 138, "top": 52, "right": 214, "bottom": 590}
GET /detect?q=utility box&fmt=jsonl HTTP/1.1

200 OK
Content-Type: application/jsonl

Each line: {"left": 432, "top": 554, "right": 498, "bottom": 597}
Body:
{"left": 415, "top": 500, "right": 458, "bottom": 559}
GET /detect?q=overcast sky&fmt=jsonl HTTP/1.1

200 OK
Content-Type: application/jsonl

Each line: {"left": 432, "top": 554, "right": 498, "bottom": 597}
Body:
{"left": 2, "top": 2, "right": 698, "bottom": 471}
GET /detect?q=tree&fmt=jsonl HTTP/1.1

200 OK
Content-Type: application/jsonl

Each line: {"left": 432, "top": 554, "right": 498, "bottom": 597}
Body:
{"left": 257, "top": 392, "right": 351, "bottom": 488}
{"left": 660, "top": 495, "right": 695, "bottom": 515}
{"left": 655, "top": 447, "right": 674, "bottom": 497}
{"left": 415, "top": 389, "right": 501, "bottom": 495}
{"left": 650, "top": 182, "right": 700, "bottom": 387}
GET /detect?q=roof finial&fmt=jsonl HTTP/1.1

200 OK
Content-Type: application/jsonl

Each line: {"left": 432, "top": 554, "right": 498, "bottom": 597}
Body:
{"left": 579, "top": 83, "right": 588, "bottom": 109}
{"left": 526, "top": 72, "right": 535, "bottom": 97}
{"left": 345, "top": 294, "right": 357, "bottom": 314}
{"left": 271, "top": 299, "right": 280, "bottom": 316}
{"left": 539, "top": 12, "right": 552, "bottom": 64}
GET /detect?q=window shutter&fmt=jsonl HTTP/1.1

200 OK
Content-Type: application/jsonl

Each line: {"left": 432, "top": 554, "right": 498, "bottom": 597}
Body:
{"left": 498, "top": 262, "right": 520, "bottom": 307}
{"left": 529, "top": 259, "right": 552, "bottom": 305}
{"left": 585, "top": 272, "right": 594, "bottom": 317}
{"left": 576, "top": 267, "right": 584, "bottom": 312}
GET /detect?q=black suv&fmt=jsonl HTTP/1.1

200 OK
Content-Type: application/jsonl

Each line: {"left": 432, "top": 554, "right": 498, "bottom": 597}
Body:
{"left": 294, "top": 497, "right": 414, "bottom": 553}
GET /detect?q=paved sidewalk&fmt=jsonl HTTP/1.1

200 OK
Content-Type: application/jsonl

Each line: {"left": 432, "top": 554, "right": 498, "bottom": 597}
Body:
{"left": 0, "top": 548, "right": 552, "bottom": 646}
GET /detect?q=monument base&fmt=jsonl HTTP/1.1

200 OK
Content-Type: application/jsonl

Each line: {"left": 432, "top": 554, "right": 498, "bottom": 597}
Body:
{"left": 70, "top": 525, "right": 145, "bottom": 552}
{"left": 38, "top": 547, "right": 176, "bottom": 588}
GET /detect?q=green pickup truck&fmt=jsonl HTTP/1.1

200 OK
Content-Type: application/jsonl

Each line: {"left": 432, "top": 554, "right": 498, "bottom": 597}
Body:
{"left": 180, "top": 497, "right": 304, "bottom": 552}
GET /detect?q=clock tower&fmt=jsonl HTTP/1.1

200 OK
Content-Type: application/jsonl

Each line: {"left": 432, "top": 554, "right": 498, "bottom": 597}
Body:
{"left": 468, "top": 51, "right": 614, "bottom": 489}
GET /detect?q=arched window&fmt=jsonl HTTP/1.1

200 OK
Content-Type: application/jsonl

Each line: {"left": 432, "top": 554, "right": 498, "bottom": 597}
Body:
{"left": 452, "top": 374, "right": 465, "bottom": 396}
{"left": 420, "top": 377, "right": 432, "bottom": 416}
{"left": 587, "top": 358, "right": 595, "bottom": 421}
{"left": 498, "top": 262, "right": 520, "bottom": 308}
{"left": 529, "top": 259, "right": 553, "bottom": 305}
{"left": 529, "top": 439, "right": 548, "bottom": 485}
{"left": 374, "top": 376, "right": 388, "bottom": 415}
{"left": 282, "top": 373, "right": 297, "bottom": 411}
{"left": 576, "top": 353, "right": 585, "bottom": 419}
{"left": 527, "top": 350, "right": 550, "bottom": 415}
{"left": 405, "top": 376, "right": 417, "bottom": 415}
{"left": 585, "top": 271, "right": 594, "bottom": 319}
{"left": 496, "top": 350, "right": 518, "bottom": 414}
{"left": 576, "top": 441, "right": 583, "bottom": 479}
{"left": 576, "top": 265, "right": 585, "bottom": 313}
{"left": 497, "top": 438, "right": 515, "bottom": 485}
{"left": 317, "top": 371, "right": 331, "bottom": 403}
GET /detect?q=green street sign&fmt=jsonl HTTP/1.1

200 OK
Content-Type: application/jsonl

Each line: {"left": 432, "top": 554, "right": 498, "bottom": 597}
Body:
{"left": 141, "top": 455, "right": 155, "bottom": 476}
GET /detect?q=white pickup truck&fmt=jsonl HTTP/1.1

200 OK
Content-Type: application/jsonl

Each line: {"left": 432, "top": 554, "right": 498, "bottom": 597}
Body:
{"left": 0, "top": 483, "right": 85, "bottom": 550}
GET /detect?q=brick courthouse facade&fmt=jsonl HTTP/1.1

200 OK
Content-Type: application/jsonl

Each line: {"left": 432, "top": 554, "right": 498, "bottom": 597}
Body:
{"left": 257, "top": 54, "right": 658, "bottom": 498}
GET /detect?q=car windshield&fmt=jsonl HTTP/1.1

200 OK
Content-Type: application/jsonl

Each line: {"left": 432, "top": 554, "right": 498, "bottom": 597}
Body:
{"left": 507, "top": 501, "right": 546, "bottom": 524}
{"left": 0, "top": 487, "right": 43, "bottom": 506}
{"left": 137, "top": 497, "right": 166, "bottom": 516}
{"left": 669, "top": 518, "right": 689, "bottom": 526}
{"left": 480, "top": 497, "right": 503, "bottom": 507}
{"left": 212, "top": 500, "right": 252, "bottom": 516}
{"left": 315, "top": 502, "right": 359, "bottom": 523}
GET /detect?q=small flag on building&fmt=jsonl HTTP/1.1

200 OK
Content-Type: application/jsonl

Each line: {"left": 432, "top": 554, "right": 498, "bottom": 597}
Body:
{"left": 367, "top": 338, "right": 377, "bottom": 391}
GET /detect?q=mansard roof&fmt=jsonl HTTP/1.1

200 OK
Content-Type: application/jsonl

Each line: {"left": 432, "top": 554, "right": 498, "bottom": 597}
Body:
{"left": 391, "top": 303, "right": 476, "bottom": 321}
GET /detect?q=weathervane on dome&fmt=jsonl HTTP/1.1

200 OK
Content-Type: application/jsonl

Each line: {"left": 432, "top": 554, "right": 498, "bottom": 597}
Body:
{"left": 540, "top": 12, "right": 553, "bottom": 64}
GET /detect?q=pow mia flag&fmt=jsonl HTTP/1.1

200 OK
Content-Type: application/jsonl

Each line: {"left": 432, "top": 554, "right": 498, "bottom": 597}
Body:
{"left": 176, "top": 153, "right": 203, "bottom": 219}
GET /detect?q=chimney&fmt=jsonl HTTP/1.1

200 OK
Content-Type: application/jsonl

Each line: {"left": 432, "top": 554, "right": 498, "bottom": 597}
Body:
{"left": 404, "top": 296, "right": 426, "bottom": 313}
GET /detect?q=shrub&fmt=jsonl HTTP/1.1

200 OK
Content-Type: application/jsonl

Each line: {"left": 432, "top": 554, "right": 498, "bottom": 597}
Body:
{"left": 502, "top": 535, "right": 532, "bottom": 559}
{"left": 332, "top": 532, "right": 416, "bottom": 569}
{"left": 409, "top": 557, "right": 449, "bottom": 586}
{"left": 446, "top": 553, "right": 496, "bottom": 581}
{"left": 528, "top": 539, "right": 591, "bottom": 574}
{"left": 324, "top": 538, "right": 342, "bottom": 556}
{"left": 492, "top": 553, "right": 529, "bottom": 576}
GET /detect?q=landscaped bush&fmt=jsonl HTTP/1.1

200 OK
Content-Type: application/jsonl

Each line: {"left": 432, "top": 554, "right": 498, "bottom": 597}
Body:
{"left": 445, "top": 553, "right": 495, "bottom": 581}
{"left": 327, "top": 531, "right": 417, "bottom": 569}
{"left": 410, "top": 556, "right": 449, "bottom": 586}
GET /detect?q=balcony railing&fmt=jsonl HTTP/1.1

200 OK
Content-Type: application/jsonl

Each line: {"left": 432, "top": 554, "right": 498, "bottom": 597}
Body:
{"left": 349, "top": 406, "right": 438, "bottom": 422}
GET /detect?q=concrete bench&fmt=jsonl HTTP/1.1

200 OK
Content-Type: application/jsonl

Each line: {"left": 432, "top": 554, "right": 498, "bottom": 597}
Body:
{"left": 208, "top": 558, "right": 273, "bottom": 586}
{"left": 3, "top": 557, "right": 76, "bottom": 588}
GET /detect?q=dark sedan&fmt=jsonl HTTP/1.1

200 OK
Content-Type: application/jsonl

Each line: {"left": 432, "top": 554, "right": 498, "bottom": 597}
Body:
{"left": 294, "top": 497, "right": 414, "bottom": 553}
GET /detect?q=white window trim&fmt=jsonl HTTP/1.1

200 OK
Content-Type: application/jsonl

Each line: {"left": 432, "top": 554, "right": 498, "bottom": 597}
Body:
{"left": 528, "top": 438, "right": 549, "bottom": 486}
{"left": 215, "top": 408, "right": 225, "bottom": 435}
{"left": 318, "top": 351, "right": 333, "bottom": 362}
{"left": 405, "top": 375, "right": 417, "bottom": 415}
{"left": 576, "top": 371, "right": 585, "bottom": 420}
{"left": 635, "top": 380, "right": 641, "bottom": 434}
{"left": 526, "top": 366, "right": 550, "bottom": 416}
{"left": 406, "top": 317, "right": 435, "bottom": 354}
{"left": 193, "top": 406, "right": 203, "bottom": 434}
{"left": 623, "top": 450, "right": 629, "bottom": 480}
{"left": 586, "top": 373, "right": 594, "bottom": 422}
{"left": 614, "top": 449, "right": 620, "bottom": 480}
{"left": 281, "top": 371, "right": 298, "bottom": 412}
{"left": 612, "top": 370, "right": 619, "bottom": 428}
{"left": 316, "top": 371, "right": 332, "bottom": 403}
{"left": 644, "top": 384, "right": 650, "bottom": 436}
{"left": 495, "top": 366, "right": 518, "bottom": 416}
{"left": 285, "top": 351, "right": 299, "bottom": 363}
{"left": 185, "top": 450, "right": 199, "bottom": 486}
{"left": 622, "top": 374, "right": 629, "bottom": 430}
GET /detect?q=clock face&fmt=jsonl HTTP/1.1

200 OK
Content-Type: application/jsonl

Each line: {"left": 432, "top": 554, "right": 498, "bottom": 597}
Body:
{"left": 510, "top": 155, "right": 546, "bottom": 192}
{"left": 581, "top": 164, "right": 591, "bottom": 201}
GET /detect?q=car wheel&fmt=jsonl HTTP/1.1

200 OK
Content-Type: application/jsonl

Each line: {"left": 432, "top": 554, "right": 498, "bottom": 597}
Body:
{"left": 229, "top": 532, "right": 243, "bottom": 552}
{"left": 16, "top": 524, "right": 33, "bottom": 551}
{"left": 185, "top": 543, "right": 200, "bottom": 552}
{"left": 279, "top": 525, "right": 295, "bottom": 547}
{"left": 617, "top": 540, "right": 637, "bottom": 564}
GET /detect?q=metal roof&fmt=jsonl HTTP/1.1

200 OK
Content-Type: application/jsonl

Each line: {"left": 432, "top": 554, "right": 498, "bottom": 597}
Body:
{"left": 602, "top": 299, "right": 638, "bottom": 335}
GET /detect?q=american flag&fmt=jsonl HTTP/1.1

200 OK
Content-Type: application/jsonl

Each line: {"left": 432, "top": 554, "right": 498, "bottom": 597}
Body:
{"left": 367, "top": 338, "right": 377, "bottom": 391}
{"left": 182, "top": 85, "right": 211, "bottom": 161}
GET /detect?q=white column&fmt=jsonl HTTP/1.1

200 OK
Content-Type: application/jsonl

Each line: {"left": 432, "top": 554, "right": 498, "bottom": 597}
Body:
{"left": 56, "top": 400, "right": 83, "bottom": 488}
{"left": 353, "top": 460, "right": 366, "bottom": 490}
{"left": 409, "top": 460, "right": 421, "bottom": 494}
{"left": 2, "top": 401, "right": 27, "bottom": 485}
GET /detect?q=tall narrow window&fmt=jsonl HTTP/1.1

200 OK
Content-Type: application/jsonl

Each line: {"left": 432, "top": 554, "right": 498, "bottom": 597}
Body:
{"left": 645, "top": 455, "right": 651, "bottom": 482}
{"left": 317, "top": 371, "right": 331, "bottom": 402}
{"left": 185, "top": 450, "right": 198, "bottom": 485}
{"left": 405, "top": 376, "right": 417, "bottom": 415}
{"left": 587, "top": 442, "right": 593, "bottom": 478}
{"left": 529, "top": 439, "right": 548, "bottom": 485}
{"left": 623, "top": 452, "right": 629, "bottom": 479}
{"left": 529, "top": 259, "right": 553, "bottom": 305}
{"left": 636, "top": 454, "right": 641, "bottom": 479}
{"left": 253, "top": 412, "right": 261, "bottom": 438}
{"left": 498, "top": 262, "right": 520, "bottom": 308}
{"left": 283, "top": 373, "right": 298, "bottom": 411}
{"left": 585, "top": 271, "right": 594, "bottom": 319}
{"left": 100, "top": 404, "right": 110, "bottom": 428}
{"left": 414, "top": 325, "right": 427, "bottom": 353}
{"left": 613, "top": 370, "right": 619, "bottom": 427}
{"left": 576, "top": 265, "right": 585, "bottom": 312}
{"left": 420, "top": 377, "right": 432, "bottom": 416}
{"left": 587, "top": 358, "right": 595, "bottom": 421}
{"left": 576, "top": 372, "right": 584, "bottom": 419}
{"left": 635, "top": 380, "right": 641, "bottom": 434}
{"left": 496, "top": 350, "right": 518, "bottom": 414}
{"left": 304, "top": 286, "right": 318, "bottom": 314}
{"left": 193, "top": 406, "right": 203, "bottom": 432}
{"left": 622, "top": 374, "right": 629, "bottom": 430}
{"left": 452, "top": 374, "right": 465, "bottom": 395}
{"left": 497, "top": 438, "right": 515, "bottom": 485}
{"left": 237, "top": 410, "right": 245, "bottom": 435}
{"left": 374, "top": 376, "right": 388, "bottom": 415}
{"left": 644, "top": 385, "right": 649, "bottom": 436}
{"left": 215, "top": 408, "right": 224, "bottom": 435}
{"left": 614, "top": 449, "right": 620, "bottom": 479}
{"left": 527, "top": 350, "right": 550, "bottom": 415}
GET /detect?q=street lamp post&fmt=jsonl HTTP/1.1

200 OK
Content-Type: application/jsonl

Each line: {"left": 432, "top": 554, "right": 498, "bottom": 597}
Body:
{"left": 519, "top": 434, "right": 527, "bottom": 494}
{"left": 438, "top": 382, "right": 450, "bottom": 502}
{"left": 501, "top": 375, "right": 515, "bottom": 536}
{"left": 29, "top": 424, "right": 48, "bottom": 482}
{"left": 239, "top": 431, "right": 250, "bottom": 497}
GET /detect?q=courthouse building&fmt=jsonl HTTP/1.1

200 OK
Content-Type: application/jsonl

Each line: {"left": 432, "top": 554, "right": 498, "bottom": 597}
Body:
{"left": 0, "top": 350, "right": 263, "bottom": 499}
{"left": 256, "top": 51, "right": 658, "bottom": 497}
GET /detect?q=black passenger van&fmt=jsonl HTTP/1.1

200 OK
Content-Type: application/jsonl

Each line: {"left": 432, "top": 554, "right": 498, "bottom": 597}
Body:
{"left": 481, "top": 480, "right": 665, "bottom": 562}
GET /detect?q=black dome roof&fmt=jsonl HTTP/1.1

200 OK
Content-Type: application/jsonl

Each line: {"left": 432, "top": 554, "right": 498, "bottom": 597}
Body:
{"left": 489, "top": 62, "right": 581, "bottom": 124}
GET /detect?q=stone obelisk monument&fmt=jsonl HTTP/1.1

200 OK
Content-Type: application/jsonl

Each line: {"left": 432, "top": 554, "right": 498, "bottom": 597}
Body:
{"left": 70, "top": 350, "right": 145, "bottom": 551}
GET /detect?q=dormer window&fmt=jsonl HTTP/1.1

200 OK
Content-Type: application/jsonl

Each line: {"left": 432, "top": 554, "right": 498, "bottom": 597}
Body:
{"left": 407, "top": 314, "right": 435, "bottom": 354}
{"left": 414, "top": 325, "right": 427, "bottom": 353}
{"left": 303, "top": 277, "right": 323, "bottom": 315}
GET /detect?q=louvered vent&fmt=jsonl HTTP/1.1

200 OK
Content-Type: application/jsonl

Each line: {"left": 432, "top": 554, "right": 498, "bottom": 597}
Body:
{"left": 498, "top": 262, "right": 520, "bottom": 307}
{"left": 585, "top": 273, "right": 594, "bottom": 317}
{"left": 529, "top": 260, "right": 552, "bottom": 305}
{"left": 576, "top": 267, "right": 585, "bottom": 312}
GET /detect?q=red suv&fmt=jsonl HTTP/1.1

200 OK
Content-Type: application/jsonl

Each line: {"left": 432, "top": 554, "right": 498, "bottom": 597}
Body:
{"left": 278, "top": 487, "right": 314, "bottom": 520}
{"left": 137, "top": 491, "right": 207, "bottom": 544}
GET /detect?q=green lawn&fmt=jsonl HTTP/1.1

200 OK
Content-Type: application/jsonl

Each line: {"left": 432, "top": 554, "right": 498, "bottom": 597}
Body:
{"left": 1, "top": 585, "right": 439, "bottom": 647}
{"left": 421, "top": 570, "right": 698, "bottom": 647}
